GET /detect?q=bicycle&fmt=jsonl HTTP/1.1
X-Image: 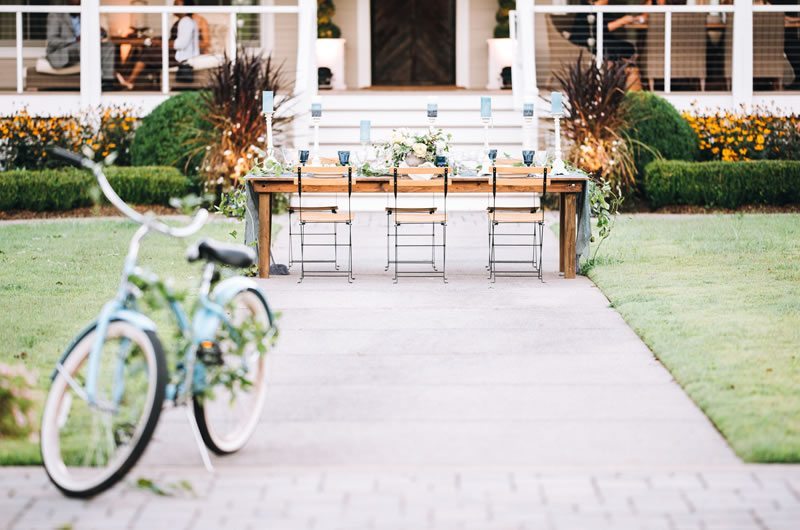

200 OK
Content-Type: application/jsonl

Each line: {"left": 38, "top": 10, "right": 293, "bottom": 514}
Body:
{"left": 40, "top": 148, "right": 277, "bottom": 498}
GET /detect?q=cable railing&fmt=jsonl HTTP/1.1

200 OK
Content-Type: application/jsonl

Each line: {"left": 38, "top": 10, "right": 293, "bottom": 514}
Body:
{"left": 0, "top": 2, "right": 316, "bottom": 105}
{"left": 512, "top": 1, "right": 798, "bottom": 107}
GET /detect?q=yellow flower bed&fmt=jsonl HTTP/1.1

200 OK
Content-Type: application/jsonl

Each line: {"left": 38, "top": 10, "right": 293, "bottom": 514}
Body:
{"left": 0, "top": 106, "right": 139, "bottom": 170}
{"left": 683, "top": 104, "right": 800, "bottom": 162}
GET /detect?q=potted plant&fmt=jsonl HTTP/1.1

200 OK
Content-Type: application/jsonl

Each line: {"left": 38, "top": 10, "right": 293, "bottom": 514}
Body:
{"left": 487, "top": 0, "right": 515, "bottom": 89}
{"left": 316, "top": 0, "right": 346, "bottom": 90}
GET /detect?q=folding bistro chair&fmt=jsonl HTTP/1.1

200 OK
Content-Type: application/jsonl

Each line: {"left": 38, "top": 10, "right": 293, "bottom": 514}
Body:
{"left": 295, "top": 164, "right": 354, "bottom": 282}
{"left": 288, "top": 204, "right": 338, "bottom": 268}
{"left": 487, "top": 165, "right": 548, "bottom": 281}
{"left": 391, "top": 167, "right": 449, "bottom": 283}
{"left": 384, "top": 204, "right": 439, "bottom": 271}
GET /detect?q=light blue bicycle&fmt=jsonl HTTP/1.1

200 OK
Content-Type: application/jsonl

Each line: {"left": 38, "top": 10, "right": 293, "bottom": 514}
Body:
{"left": 40, "top": 148, "right": 277, "bottom": 498}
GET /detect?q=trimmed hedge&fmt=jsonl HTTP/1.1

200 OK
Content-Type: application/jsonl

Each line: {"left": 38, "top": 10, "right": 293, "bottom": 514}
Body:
{"left": 0, "top": 166, "right": 191, "bottom": 211}
{"left": 644, "top": 160, "right": 800, "bottom": 208}
{"left": 622, "top": 92, "right": 699, "bottom": 179}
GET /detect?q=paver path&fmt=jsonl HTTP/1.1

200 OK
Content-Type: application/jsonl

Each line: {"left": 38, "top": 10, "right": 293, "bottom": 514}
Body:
{"left": 4, "top": 212, "right": 799, "bottom": 529}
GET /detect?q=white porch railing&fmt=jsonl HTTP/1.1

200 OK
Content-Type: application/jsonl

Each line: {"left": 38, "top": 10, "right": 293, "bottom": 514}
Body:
{"left": 512, "top": 1, "right": 798, "bottom": 110}
{"left": 0, "top": 1, "right": 317, "bottom": 114}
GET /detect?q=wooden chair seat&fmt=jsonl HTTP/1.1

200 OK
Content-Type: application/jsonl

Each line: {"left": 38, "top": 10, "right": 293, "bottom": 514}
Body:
{"left": 395, "top": 212, "right": 447, "bottom": 224}
{"left": 300, "top": 212, "right": 353, "bottom": 223}
{"left": 486, "top": 206, "right": 539, "bottom": 213}
{"left": 489, "top": 211, "right": 544, "bottom": 223}
{"left": 289, "top": 205, "right": 338, "bottom": 213}
{"left": 385, "top": 206, "right": 437, "bottom": 213}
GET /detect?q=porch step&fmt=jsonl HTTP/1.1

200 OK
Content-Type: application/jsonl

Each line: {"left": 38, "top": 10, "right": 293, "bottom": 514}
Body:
{"left": 303, "top": 90, "right": 533, "bottom": 156}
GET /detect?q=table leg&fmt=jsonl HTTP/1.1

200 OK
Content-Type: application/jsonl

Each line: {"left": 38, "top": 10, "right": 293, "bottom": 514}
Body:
{"left": 563, "top": 193, "right": 578, "bottom": 279}
{"left": 258, "top": 192, "right": 272, "bottom": 279}
{"left": 559, "top": 193, "right": 566, "bottom": 273}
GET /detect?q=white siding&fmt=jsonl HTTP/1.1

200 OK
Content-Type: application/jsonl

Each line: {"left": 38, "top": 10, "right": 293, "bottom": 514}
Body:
{"left": 468, "top": 0, "right": 497, "bottom": 89}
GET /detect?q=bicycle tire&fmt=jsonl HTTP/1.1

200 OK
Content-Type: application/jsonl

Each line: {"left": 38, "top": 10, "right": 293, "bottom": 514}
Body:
{"left": 194, "top": 288, "right": 271, "bottom": 455}
{"left": 41, "top": 322, "right": 167, "bottom": 498}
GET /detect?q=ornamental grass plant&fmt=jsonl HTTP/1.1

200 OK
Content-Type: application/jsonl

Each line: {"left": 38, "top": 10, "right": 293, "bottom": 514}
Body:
{"left": 555, "top": 53, "right": 637, "bottom": 193}
{"left": 192, "top": 49, "right": 294, "bottom": 188}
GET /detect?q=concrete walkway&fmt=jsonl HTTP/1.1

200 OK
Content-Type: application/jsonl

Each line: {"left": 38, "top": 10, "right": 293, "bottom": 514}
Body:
{"left": 3, "top": 212, "right": 799, "bottom": 530}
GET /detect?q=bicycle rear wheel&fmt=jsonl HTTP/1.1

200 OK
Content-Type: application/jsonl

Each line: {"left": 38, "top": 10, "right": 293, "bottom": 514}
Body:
{"left": 41, "top": 321, "right": 167, "bottom": 498}
{"left": 194, "top": 288, "right": 271, "bottom": 455}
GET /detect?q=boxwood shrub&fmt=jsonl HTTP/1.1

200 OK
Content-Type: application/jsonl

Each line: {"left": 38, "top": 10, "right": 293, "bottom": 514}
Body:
{"left": 130, "top": 91, "right": 208, "bottom": 175}
{"left": 0, "top": 166, "right": 191, "bottom": 211}
{"left": 644, "top": 160, "right": 800, "bottom": 208}
{"left": 622, "top": 92, "right": 699, "bottom": 179}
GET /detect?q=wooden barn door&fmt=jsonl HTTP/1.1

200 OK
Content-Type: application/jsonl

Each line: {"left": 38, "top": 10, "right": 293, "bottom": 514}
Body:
{"left": 370, "top": 0, "right": 456, "bottom": 86}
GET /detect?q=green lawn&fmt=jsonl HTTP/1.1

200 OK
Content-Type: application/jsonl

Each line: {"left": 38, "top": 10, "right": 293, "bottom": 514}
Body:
{"left": 2, "top": 215, "right": 799, "bottom": 464}
{"left": 587, "top": 214, "right": 800, "bottom": 462}
{"left": 0, "top": 218, "right": 244, "bottom": 464}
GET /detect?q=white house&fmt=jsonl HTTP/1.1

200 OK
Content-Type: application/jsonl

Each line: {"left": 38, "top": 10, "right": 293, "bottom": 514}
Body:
{"left": 0, "top": 0, "right": 798, "bottom": 153}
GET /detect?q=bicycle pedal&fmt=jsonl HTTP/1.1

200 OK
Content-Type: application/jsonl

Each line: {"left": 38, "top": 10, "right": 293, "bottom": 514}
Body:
{"left": 197, "top": 341, "right": 224, "bottom": 366}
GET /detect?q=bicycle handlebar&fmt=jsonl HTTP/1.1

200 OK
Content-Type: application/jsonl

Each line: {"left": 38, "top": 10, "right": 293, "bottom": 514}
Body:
{"left": 50, "top": 147, "right": 208, "bottom": 238}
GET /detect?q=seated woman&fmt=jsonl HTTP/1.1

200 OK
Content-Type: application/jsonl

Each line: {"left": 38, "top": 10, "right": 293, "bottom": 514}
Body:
{"left": 116, "top": 0, "right": 200, "bottom": 90}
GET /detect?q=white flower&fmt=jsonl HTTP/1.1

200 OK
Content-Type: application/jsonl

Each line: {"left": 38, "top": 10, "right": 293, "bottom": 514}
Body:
{"left": 404, "top": 137, "right": 415, "bottom": 147}
{"left": 412, "top": 142, "right": 428, "bottom": 157}
{"left": 435, "top": 140, "right": 447, "bottom": 153}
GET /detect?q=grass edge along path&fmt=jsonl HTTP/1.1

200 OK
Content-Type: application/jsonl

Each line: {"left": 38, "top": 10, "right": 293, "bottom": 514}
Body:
{"left": 586, "top": 214, "right": 800, "bottom": 463}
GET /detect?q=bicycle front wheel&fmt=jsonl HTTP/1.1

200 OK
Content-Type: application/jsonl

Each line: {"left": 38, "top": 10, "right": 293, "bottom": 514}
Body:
{"left": 41, "top": 321, "right": 167, "bottom": 498}
{"left": 194, "top": 288, "right": 271, "bottom": 455}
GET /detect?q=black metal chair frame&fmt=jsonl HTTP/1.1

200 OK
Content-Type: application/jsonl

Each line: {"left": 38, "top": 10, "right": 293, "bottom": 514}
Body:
{"left": 296, "top": 166, "right": 354, "bottom": 283}
{"left": 488, "top": 166, "right": 547, "bottom": 282}
{"left": 288, "top": 204, "right": 338, "bottom": 269}
{"left": 384, "top": 205, "right": 438, "bottom": 272}
{"left": 392, "top": 168, "right": 449, "bottom": 283}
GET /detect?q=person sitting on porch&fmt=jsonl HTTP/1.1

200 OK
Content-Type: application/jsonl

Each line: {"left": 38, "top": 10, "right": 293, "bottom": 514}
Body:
{"left": 767, "top": 0, "right": 800, "bottom": 89}
{"left": 46, "top": 0, "right": 117, "bottom": 89}
{"left": 116, "top": 0, "right": 201, "bottom": 90}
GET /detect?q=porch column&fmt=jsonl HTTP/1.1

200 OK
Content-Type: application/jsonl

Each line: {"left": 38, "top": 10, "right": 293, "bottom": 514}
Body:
{"left": 80, "top": 0, "right": 102, "bottom": 107}
{"left": 356, "top": 0, "right": 371, "bottom": 88}
{"left": 732, "top": 0, "right": 753, "bottom": 105}
{"left": 515, "top": 0, "right": 537, "bottom": 111}
{"left": 294, "top": 0, "right": 318, "bottom": 146}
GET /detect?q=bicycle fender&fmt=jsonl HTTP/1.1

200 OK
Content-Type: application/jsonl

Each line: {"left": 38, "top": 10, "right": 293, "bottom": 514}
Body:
{"left": 51, "top": 310, "right": 157, "bottom": 381}
{"left": 192, "top": 277, "right": 272, "bottom": 343}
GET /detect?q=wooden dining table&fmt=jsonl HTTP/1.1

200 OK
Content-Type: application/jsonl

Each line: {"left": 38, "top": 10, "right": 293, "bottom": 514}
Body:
{"left": 247, "top": 173, "right": 589, "bottom": 280}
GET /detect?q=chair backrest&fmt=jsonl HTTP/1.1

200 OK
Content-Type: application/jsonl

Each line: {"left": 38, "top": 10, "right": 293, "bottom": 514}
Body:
{"left": 296, "top": 165, "right": 353, "bottom": 212}
{"left": 544, "top": 15, "right": 591, "bottom": 89}
{"left": 645, "top": 13, "right": 706, "bottom": 81}
{"left": 725, "top": 13, "right": 785, "bottom": 80}
{"left": 391, "top": 167, "right": 449, "bottom": 190}
{"left": 491, "top": 166, "right": 549, "bottom": 214}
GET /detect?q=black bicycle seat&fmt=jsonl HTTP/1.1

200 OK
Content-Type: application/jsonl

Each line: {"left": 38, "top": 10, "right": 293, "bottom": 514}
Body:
{"left": 187, "top": 239, "right": 256, "bottom": 268}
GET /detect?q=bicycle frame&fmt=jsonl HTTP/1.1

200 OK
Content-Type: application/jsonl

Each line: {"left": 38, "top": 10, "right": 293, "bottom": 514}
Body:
{"left": 60, "top": 222, "right": 263, "bottom": 411}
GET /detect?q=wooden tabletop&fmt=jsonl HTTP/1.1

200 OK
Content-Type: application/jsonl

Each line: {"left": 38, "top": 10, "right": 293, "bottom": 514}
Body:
{"left": 248, "top": 173, "right": 588, "bottom": 194}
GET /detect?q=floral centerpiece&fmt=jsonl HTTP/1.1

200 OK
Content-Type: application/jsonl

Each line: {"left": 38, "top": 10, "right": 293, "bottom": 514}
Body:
{"left": 380, "top": 128, "right": 452, "bottom": 168}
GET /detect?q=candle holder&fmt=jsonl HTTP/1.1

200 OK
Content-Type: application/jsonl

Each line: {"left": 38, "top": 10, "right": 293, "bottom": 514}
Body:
{"left": 551, "top": 113, "right": 567, "bottom": 175}
{"left": 263, "top": 111, "right": 278, "bottom": 164}
{"left": 480, "top": 117, "right": 493, "bottom": 174}
{"left": 522, "top": 103, "right": 535, "bottom": 151}
{"left": 311, "top": 115, "right": 321, "bottom": 166}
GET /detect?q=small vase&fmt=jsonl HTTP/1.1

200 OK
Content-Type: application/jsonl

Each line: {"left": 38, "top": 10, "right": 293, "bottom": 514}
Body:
{"left": 404, "top": 153, "right": 424, "bottom": 167}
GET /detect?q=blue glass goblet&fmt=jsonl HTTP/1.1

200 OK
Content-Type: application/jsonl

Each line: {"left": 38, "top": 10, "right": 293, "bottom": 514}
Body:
{"left": 338, "top": 150, "right": 351, "bottom": 166}
{"left": 298, "top": 150, "right": 310, "bottom": 165}
{"left": 522, "top": 150, "right": 534, "bottom": 167}
{"left": 435, "top": 155, "right": 448, "bottom": 168}
{"left": 487, "top": 149, "right": 497, "bottom": 163}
